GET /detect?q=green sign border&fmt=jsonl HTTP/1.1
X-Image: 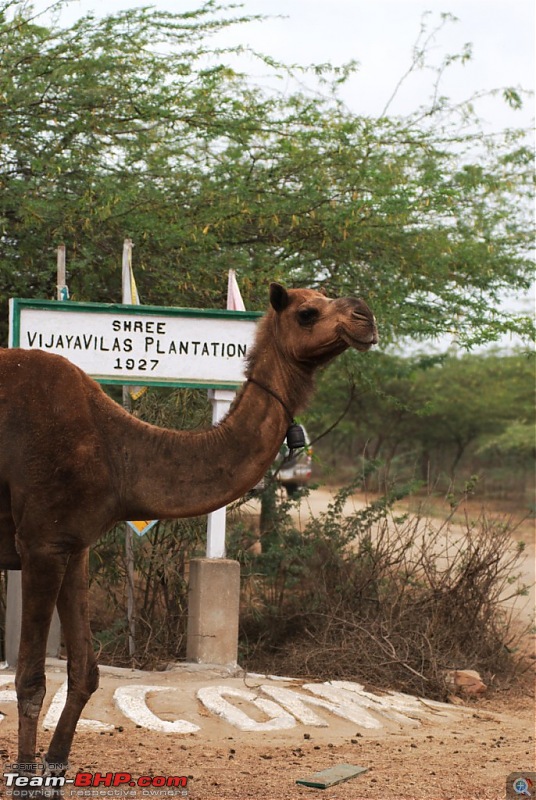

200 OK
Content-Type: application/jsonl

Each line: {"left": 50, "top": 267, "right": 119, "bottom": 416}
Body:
{"left": 9, "top": 298, "right": 262, "bottom": 390}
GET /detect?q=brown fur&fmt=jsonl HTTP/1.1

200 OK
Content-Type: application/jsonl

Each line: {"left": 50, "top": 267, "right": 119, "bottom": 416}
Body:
{"left": 0, "top": 283, "right": 377, "bottom": 773}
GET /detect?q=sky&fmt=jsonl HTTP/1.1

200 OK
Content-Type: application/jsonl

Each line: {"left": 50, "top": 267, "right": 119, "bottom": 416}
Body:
{"left": 219, "top": 1, "right": 535, "bottom": 131}
{"left": 46, "top": 0, "right": 534, "bottom": 131}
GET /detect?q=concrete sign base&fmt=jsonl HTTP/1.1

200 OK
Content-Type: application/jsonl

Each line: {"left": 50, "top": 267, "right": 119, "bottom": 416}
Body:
{"left": 186, "top": 558, "right": 240, "bottom": 666}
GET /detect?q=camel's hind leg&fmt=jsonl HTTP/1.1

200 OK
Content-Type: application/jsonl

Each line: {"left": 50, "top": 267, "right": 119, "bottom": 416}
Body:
{"left": 44, "top": 548, "right": 98, "bottom": 772}
{"left": 0, "top": 485, "right": 21, "bottom": 569}
{"left": 15, "top": 546, "right": 69, "bottom": 769}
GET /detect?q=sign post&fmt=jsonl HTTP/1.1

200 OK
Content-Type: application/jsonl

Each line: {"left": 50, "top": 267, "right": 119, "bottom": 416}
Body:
{"left": 5, "top": 247, "right": 68, "bottom": 666}
{"left": 206, "top": 389, "right": 237, "bottom": 559}
{"left": 122, "top": 238, "right": 140, "bottom": 660}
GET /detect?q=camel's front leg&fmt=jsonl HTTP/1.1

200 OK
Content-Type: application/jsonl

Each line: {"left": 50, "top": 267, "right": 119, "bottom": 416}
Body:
{"left": 45, "top": 548, "right": 99, "bottom": 773}
{"left": 16, "top": 547, "right": 68, "bottom": 770}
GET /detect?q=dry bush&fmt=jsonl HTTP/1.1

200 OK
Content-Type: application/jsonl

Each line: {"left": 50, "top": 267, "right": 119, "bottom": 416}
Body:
{"left": 236, "top": 485, "right": 532, "bottom": 699}
{"left": 89, "top": 517, "right": 205, "bottom": 668}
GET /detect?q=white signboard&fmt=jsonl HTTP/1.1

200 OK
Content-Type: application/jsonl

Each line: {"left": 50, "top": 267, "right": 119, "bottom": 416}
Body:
{"left": 9, "top": 299, "right": 261, "bottom": 388}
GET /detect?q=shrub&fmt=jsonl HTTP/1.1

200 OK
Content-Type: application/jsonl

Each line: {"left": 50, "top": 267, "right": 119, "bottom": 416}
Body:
{"left": 89, "top": 516, "right": 205, "bottom": 667}
{"left": 234, "top": 482, "right": 531, "bottom": 699}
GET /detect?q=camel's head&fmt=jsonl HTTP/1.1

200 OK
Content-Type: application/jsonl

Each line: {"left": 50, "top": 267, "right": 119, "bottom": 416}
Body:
{"left": 269, "top": 283, "right": 378, "bottom": 366}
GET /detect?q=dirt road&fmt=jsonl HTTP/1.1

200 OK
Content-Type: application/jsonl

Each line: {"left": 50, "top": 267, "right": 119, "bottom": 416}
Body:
{"left": 243, "top": 487, "right": 535, "bottom": 626}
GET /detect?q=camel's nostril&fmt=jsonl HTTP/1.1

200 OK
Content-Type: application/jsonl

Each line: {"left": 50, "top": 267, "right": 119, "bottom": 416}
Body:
{"left": 352, "top": 299, "right": 374, "bottom": 319}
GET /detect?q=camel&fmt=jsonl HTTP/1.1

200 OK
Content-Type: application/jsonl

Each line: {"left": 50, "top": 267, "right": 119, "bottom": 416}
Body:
{"left": 0, "top": 282, "right": 377, "bottom": 777}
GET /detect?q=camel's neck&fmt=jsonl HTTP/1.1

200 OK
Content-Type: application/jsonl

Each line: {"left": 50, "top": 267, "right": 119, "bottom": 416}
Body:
{"left": 112, "top": 316, "right": 314, "bottom": 521}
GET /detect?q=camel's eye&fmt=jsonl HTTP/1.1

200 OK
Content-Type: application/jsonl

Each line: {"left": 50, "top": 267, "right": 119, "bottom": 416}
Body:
{"left": 297, "top": 307, "right": 319, "bottom": 326}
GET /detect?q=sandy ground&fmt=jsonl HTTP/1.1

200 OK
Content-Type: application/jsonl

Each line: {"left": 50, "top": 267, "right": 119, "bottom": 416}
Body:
{"left": 1, "top": 488, "right": 534, "bottom": 800}
{"left": 0, "top": 660, "right": 534, "bottom": 800}
{"left": 65, "top": 698, "right": 533, "bottom": 800}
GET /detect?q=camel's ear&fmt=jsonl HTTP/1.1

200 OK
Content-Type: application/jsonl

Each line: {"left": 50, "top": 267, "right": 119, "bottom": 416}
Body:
{"left": 270, "top": 282, "right": 289, "bottom": 313}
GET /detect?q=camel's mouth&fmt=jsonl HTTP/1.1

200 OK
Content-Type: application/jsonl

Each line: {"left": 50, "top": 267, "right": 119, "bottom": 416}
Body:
{"left": 337, "top": 304, "right": 378, "bottom": 352}
{"left": 347, "top": 337, "right": 375, "bottom": 352}
{"left": 339, "top": 326, "right": 379, "bottom": 352}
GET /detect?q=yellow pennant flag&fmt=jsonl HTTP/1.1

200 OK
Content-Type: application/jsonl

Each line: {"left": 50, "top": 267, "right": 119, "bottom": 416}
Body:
{"left": 121, "top": 239, "right": 147, "bottom": 400}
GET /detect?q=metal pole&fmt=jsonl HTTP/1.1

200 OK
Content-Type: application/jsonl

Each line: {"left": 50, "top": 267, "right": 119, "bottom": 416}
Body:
{"left": 44, "top": 245, "right": 68, "bottom": 655}
{"left": 206, "top": 389, "right": 236, "bottom": 558}
{"left": 56, "top": 244, "right": 67, "bottom": 301}
{"left": 122, "top": 239, "right": 136, "bottom": 660}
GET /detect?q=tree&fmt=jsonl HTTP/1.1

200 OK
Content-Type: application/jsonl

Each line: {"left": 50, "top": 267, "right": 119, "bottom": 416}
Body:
{"left": 308, "top": 350, "right": 535, "bottom": 493}
{"left": 409, "top": 352, "right": 535, "bottom": 479}
{"left": 0, "top": 2, "right": 533, "bottom": 347}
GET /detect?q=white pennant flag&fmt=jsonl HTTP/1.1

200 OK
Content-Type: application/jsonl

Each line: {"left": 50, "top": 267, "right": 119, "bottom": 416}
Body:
{"left": 227, "top": 269, "right": 246, "bottom": 311}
